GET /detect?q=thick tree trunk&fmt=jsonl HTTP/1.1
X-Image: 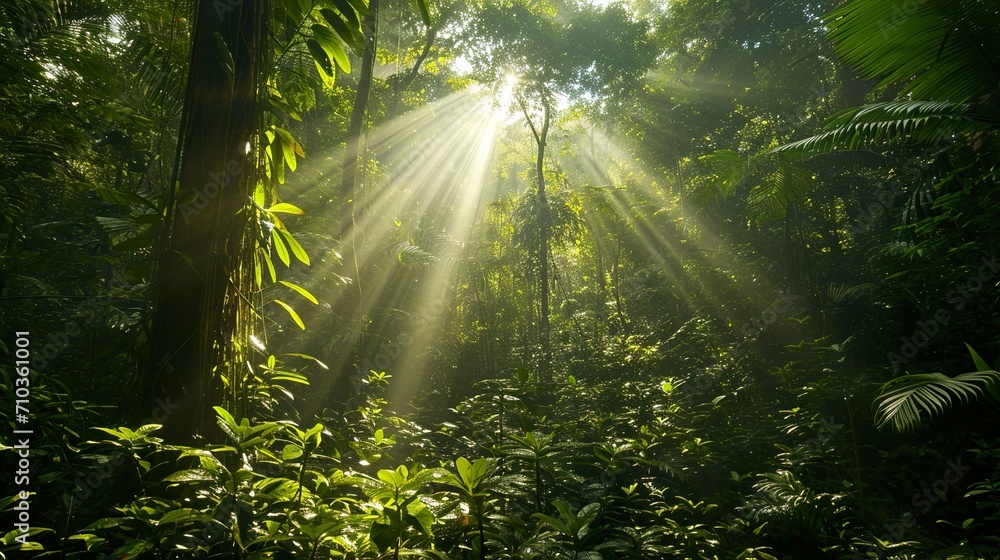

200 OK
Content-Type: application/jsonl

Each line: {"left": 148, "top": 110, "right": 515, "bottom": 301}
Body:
{"left": 146, "top": 0, "right": 265, "bottom": 444}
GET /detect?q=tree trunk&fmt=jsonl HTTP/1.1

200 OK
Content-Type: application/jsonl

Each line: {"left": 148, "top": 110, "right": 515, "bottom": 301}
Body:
{"left": 334, "top": 0, "right": 380, "bottom": 394}
{"left": 389, "top": 26, "right": 435, "bottom": 116}
{"left": 340, "top": 0, "right": 381, "bottom": 236}
{"left": 146, "top": 0, "right": 266, "bottom": 444}
{"left": 535, "top": 101, "right": 552, "bottom": 382}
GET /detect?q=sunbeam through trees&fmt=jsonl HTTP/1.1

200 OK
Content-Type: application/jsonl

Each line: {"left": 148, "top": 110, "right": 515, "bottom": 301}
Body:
{"left": 2, "top": 0, "right": 1000, "bottom": 558}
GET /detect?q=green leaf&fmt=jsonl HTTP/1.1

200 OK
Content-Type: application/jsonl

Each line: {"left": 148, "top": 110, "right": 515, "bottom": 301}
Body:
{"left": 282, "top": 444, "right": 304, "bottom": 460}
{"left": 271, "top": 228, "right": 291, "bottom": 267}
{"left": 93, "top": 427, "right": 125, "bottom": 439}
{"left": 261, "top": 247, "right": 277, "bottom": 282}
{"left": 966, "top": 344, "right": 1000, "bottom": 403}
{"left": 281, "top": 353, "right": 329, "bottom": 369}
{"left": 272, "top": 128, "right": 297, "bottom": 172}
{"left": 406, "top": 500, "right": 435, "bottom": 536}
{"left": 271, "top": 372, "right": 310, "bottom": 385}
{"left": 773, "top": 101, "right": 999, "bottom": 157}
{"left": 296, "top": 0, "right": 311, "bottom": 18}
{"left": 320, "top": 8, "right": 360, "bottom": 48}
{"left": 279, "top": 280, "right": 319, "bottom": 304}
{"left": 824, "top": 0, "right": 1000, "bottom": 103}
{"left": 284, "top": 0, "right": 304, "bottom": 21}
{"left": 306, "top": 38, "right": 334, "bottom": 76}
{"left": 94, "top": 187, "right": 156, "bottom": 209}
{"left": 68, "top": 533, "right": 106, "bottom": 550}
{"left": 163, "top": 469, "right": 217, "bottom": 483}
{"left": 268, "top": 93, "right": 302, "bottom": 122}
{"left": 413, "top": 0, "right": 431, "bottom": 26}
{"left": 455, "top": 457, "right": 472, "bottom": 484}
{"left": 271, "top": 133, "right": 286, "bottom": 184}
{"left": 312, "top": 24, "right": 351, "bottom": 73}
{"left": 336, "top": 0, "right": 365, "bottom": 23}
{"left": 158, "top": 508, "right": 213, "bottom": 525}
{"left": 874, "top": 370, "right": 1000, "bottom": 433}
{"left": 253, "top": 181, "right": 266, "bottom": 207}
{"left": 370, "top": 520, "right": 398, "bottom": 553}
{"left": 214, "top": 406, "right": 238, "bottom": 428}
{"left": 274, "top": 299, "right": 306, "bottom": 330}
{"left": 212, "top": 32, "right": 235, "bottom": 79}
{"left": 276, "top": 228, "right": 311, "bottom": 266}
{"left": 966, "top": 343, "right": 992, "bottom": 372}
{"left": 275, "top": 126, "right": 304, "bottom": 158}
{"left": 268, "top": 202, "right": 305, "bottom": 215}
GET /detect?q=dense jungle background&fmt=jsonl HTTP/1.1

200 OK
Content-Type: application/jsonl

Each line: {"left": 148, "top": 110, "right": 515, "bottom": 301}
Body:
{"left": 2, "top": 0, "right": 1000, "bottom": 558}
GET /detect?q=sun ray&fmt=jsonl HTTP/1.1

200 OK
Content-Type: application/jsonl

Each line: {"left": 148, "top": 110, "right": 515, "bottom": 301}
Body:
{"left": 271, "top": 89, "right": 503, "bottom": 414}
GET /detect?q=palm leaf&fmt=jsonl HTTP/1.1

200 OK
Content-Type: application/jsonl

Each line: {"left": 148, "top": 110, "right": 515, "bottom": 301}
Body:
{"left": 773, "top": 101, "right": 1000, "bottom": 157}
{"left": 747, "top": 159, "right": 814, "bottom": 224}
{"left": 696, "top": 150, "right": 813, "bottom": 224}
{"left": 694, "top": 149, "right": 752, "bottom": 203}
{"left": 874, "top": 370, "right": 1000, "bottom": 433}
{"left": 826, "top": 0, "right": 1000, "bottom": 103}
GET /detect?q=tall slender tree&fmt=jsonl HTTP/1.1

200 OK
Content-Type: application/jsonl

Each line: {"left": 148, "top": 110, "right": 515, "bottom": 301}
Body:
{"left": 463, "top": 0, "right": 655, "bottom": 379}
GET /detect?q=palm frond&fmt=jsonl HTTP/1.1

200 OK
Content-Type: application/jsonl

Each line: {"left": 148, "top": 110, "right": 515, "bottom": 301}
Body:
{"left": 826, "top": 0, "right": 1000, "bottom": 102}
{"left": 773, "top": 101, "right": 1000, "bottom": 157}
{"left": 747, "top": 160, "right": 814, "bottom": 224}
{"left": 695, "top": 149, "right": 813, "bottom": 224}
{"left": 694, "top": 149, "right": 754, "bottom": 203}
{"left": 874, "top": 370, "right": 1000, "bottom": 433}
{"left": 392, "top": 241, "right": 438, "bottom": 267}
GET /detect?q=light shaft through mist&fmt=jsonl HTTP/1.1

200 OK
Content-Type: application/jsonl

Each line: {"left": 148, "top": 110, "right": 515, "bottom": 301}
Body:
{"left": 275, "top": 90, "right": 503, "bottom": 411}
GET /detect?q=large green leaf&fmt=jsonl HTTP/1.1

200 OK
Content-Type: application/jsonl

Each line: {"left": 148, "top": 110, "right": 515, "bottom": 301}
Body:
{"left": 826, "top": 0, "right": 1000, "bottom": 103}
{"left": 874, "top": 370, "right": 1000, "bottom": 433}
{"left": 774, "top": 101, "right": 1000, "bottom": 157}
{"left": 320, "top": 8, "right": 361, "bottom": 49}
{"left": 312, "top": 24, "right": 351, "bottom": 73}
